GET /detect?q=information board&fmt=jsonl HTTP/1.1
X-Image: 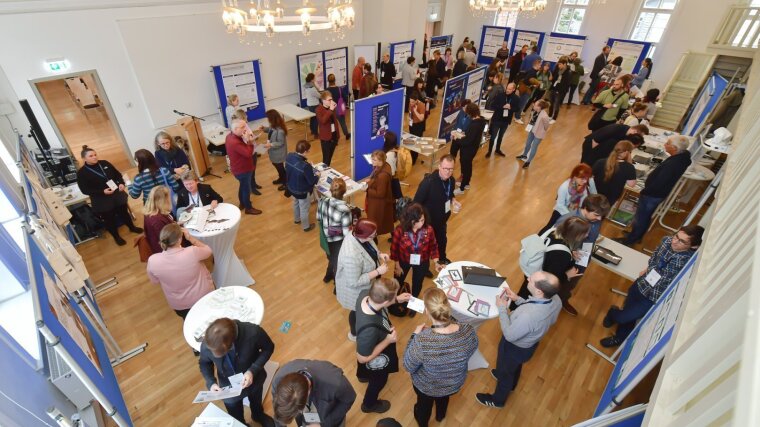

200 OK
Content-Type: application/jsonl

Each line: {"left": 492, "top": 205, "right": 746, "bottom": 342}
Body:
{"left": 296, "top": 47, "right": 349, "bottom": 108}
{"left": 437, "top": 66, "right": 488, "bottom": 141}
{"left": 478, "top": 25, "right": 510, "bottom": 64}
{"left": 544, "top": 32, "right": 587, "bottom": 63}
{"left": 607, "top": 38, "right": 652, "bottom": 74}
{"left": 510, "top": 29, "right": 545, "bottom": 57}
{"left": 212, "top": 59, "right": 267, "bottom": 127}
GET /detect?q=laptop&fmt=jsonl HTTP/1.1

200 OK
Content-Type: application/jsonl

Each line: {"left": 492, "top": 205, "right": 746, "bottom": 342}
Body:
{"left": 632, "top": 155, "right": 651, "bottom": 165}
{"left": 462, "top": 266, "right": 506, "bottom": 288}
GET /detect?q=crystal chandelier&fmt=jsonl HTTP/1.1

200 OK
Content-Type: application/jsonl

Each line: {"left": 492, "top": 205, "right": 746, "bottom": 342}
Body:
{"left": 468, "top": 0, "right": 548, "bottom": 13}
{"left": 221, "top": 0, "right": 355, "bottom": 38}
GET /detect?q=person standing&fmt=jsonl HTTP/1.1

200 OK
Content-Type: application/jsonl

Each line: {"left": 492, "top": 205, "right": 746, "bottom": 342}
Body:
{"left": 379, "top": 53, "right": 396, "bottom": 90}
{"left": 360, "top": 63, "right": 378, "bottom": 99}
{"left": 285, "top": 140, "right": 319, "bottom": 232}
{"left": 591, "top": 56, "right": 623, "bottom": 105}
{"left": 631, "top": 58, "right": 653, "bottom": 90}
{"left": 548, "top": 58, "right": 571, "bottom": 124}
{"left": 508, "top": 45, "right": 528, "bottom": 83}
{"left": 520, "top": 45, "right": 541, "bottom": 72}
{"left": 514, "top": 59, "right": 541, "bottom": 124}
{"left": 304, "top": 73, "right": 322, "bottom": 139}
{"left": 226, "top": 119, "right": 261, "bottom": 215}
{"left": 413, "top": 156, "right": 459, "bottom": 265}
{"left": 76, "top": 145, "right": 142, "bottom": 245}
{"left": 225, "top": 94, "right": 240, "bottom": 128}
{"left": 589, "top": 77, "right": 630, "bottom": 131}
{"left": 452, "top": 51, "right": 468, "bottom": 78}
{"left": 402, "top": 57, "right": 419, "bottom": 112}
{"left": 601, "top": 226, "right": 703, "bottom": 347}
{"left": 355, "top": 278, "right": 412, "bottom": 414}
{"left": 382, "top": 132, "right": 403, "bottom": 200}
{"left": 591, "top": 140, "right": 637, "bottom": 205}
{"left": 365, "top": 150, "right": 395, "bottom": 237}
{"left": 326, "top": 74, "right": 350, "bottom": 141}
{"left": 316, "top": 91, "right": 341, "bottom": 166}
{"left": 516, "top": 99, "right": 552, "bottom": 169}
{"left": 495, "top": 41, "right": 510, "bottom": 64}
{"left": 580, "top": 123, "right": 648, "bottom": 166}
{"left": 176, "top": 170, "right": 222, "bottom": 214}
{"left": 128, "top": 149, "right": 180, "bottom": 204}
{"left": 581, "top": 45, "right": 610, "bottom": 105}
{"left": 146, "top": 223, "right": 213, "bottom": 320}
{"left": 390, "top": 203, "right": 443, "bottom": 303}
{"left": 462, "top": 43, "right": 477, "bottom": 68}
{"left": 317, "top": 178, "right": 354, "bottom": 282}
{"left": 404, "top": 288, "right": 478, "bottom": 426}
{"left": 199, "top": 318, "right": 275, "bottom": 427}
{"left": 258, "top": 109, "right": 289, "bottom": 191}
{"left": 352, "top": 57, "right": 366, "bottom": 100}
{"left": 271, "top": 359, "right": 356, "bottom": 427}
{"left": 486, "top": 81, "right": 519, "bottom": 158}
{"left": 455, "top": 103, "right": 487, "bottom": 193}
{"left": 476, "top": 271, "right": 561, "bottom": 408}
{"left": 444, "top": 47, "right": 454, "bottom": 78}
{"left": 620, "top": 136, "right": 692, "bottom": 246}
{"left": 566, "top": 53, "right": 584, "bottom": 106}
{"left": 154, "top": 131, "right": 190, "bottom": 175}
{"left": 433, "top": 50, "right": 446, "bottom": 85}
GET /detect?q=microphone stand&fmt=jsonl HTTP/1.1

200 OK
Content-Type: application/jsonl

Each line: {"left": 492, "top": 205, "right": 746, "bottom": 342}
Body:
{"left": 172, "top": 109, "right": 221, "bottom": 180}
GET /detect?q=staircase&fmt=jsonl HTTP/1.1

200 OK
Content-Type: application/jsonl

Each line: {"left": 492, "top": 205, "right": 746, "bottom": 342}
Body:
{"left": 651, "top": 52, "right": 717, "bottom": 130}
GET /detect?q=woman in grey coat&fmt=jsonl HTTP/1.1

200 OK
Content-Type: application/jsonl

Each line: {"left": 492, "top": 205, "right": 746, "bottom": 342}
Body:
{"left": 335, "top": 219, "right": 389, "bottom": 341}
{"left": 259, "top": 109, "right": 288, "bottom": 191}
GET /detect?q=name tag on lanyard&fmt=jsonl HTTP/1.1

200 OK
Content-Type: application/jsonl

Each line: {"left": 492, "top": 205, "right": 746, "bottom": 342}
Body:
{"left": 645, "top": 269, "right": 661, "bottom": 287}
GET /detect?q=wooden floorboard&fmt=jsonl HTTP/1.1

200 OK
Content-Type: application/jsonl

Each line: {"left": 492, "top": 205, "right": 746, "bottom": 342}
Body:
{"left": 77, "top": 101, "right": 669, "bottom": 426}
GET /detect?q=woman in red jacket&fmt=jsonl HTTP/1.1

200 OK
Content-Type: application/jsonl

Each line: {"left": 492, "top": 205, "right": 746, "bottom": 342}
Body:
{"left": 316, "top": 91, "right": 342, "bottom": 166}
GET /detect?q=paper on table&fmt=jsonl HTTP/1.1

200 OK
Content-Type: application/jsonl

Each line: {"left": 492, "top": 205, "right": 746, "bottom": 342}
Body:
{"left": 192, "top": 386, "right": 243, "bottom": 404}
{"left": 407, "top": 297, "right": 425, "bottom": 313}
{"left": 192, "top": 418, "right": 235, "bottom": 427}
{"left": 577, "top": 242, "right": 594, "bottom": 267}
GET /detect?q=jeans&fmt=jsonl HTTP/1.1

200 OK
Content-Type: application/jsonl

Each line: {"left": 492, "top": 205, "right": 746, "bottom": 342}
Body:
{"left": 337, "top": 114, "right": 350, "bottom": 136}
{"left": 520, "top": 132, "right": 543, "bottom": 162}
{"left": 491, "top": 337, "right": 538, "bottom": 404}
{"left": 487, "top": 121, "right": 509, "bottom": 154}
{"left": 321, "top": 137, "right": 338, "bottom": 166}
{"left": 308, "top": 105, "right": 318, "bottom": 137}
{"left": 517, "top": 92, "right": 532, "bottom": 117}
{"left": 397, "top": 260, "right": 430, "bottom": 298}
{"left": 625, "top": 195, "right": 665, "bottom": 244}
{"left": 223, "top": 370, "right": 274, "bottom": 426}
{"left": 459, "top": 148, "right": 477, "bottom": 189}
{"left": 249, "top": 153, "right": 258, "bottom": 187}
{"left": 234, "top": 171, "right": 253, "bottom": 209}
{"left": 413, "top": 385, "right": 451, "bottom": 427}
{"left": 565, "top": 84, "right": 578, "bottom": 104}
{"left": 582, "top": 78, "right": 600, "bottom": 104}
{"left": 292, "top": 194, "right": 311, "bottom": 229}
{"left": 608, "top": 283, "right": 654, "bottom": 341}
{"left": 550, "top": 89, "right": 568, "bottom": 120}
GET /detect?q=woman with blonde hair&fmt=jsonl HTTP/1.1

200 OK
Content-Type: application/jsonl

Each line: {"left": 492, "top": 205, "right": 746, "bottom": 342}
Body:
{"left": 143, "top": 186, "right": 176, "bottom": 254}
{"left": 365, "top": 150, "right": 394, "bottom": 236}
{"left": 591, "top": 140, "right": 637, "bottom": 205}
{"left": 403, "top": 287, "right": 478, "bottom": 425}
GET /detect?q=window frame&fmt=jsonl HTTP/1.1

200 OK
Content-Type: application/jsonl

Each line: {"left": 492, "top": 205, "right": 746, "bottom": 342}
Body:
{"left": 553, "top": 0, "right": 589, "bottom": 35}
{"left": 494, "top": 10, "right": 519, "bottom": 28}
{"left": 629, "top": 0, "right": 680, "bottom": 44}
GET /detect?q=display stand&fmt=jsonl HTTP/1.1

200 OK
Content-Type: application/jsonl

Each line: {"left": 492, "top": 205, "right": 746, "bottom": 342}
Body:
{"left": 167, "top": 113, "right": 215, "bottom": 180}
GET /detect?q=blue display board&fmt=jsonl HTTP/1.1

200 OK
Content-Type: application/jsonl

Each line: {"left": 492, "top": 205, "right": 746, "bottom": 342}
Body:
{"left": 295, "top": 47, "right": 349, "bottom": 108}
{"left": 682, "top": 71, "right": 729, "bottom": 136}
{"left": 595, "top": 254, "right": 699, "bottom": 416}
{"left": 437, "top": 66, "right": 488, "bottom": 141}
{"left": 606, "top": 38, "right": 652, "bottom": 75}
{"left": 212, "top": 59, "right": 267, "bottom": 127}
{"left": 478, "top": 25, "right": 510, "bottom": 65}
{"left": 352, "top": 88, "right": 405, "bottom": 181}
{"left": 509, "top": 29, "right": 546, "bottom": 57}
{"left": 430, "top": 34, "right": 453, "bottom": 52}
{"left": 389, "top": 40, "right": 416, "bottom": 90}
{"left": 27, "top": 232, "right": 132, "bottom": 426}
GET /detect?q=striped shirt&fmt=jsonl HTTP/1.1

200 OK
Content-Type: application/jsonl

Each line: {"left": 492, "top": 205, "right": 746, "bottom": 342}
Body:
{"left": 128, "top": 168, "right": 180, "bottom": 202}
{"left": 403, "top": 323, "right": 478, "bottom": 397}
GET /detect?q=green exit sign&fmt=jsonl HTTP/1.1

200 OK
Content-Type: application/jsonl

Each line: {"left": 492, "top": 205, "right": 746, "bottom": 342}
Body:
{"left": 45, "top": 59, "right": 70, "bottom": 73}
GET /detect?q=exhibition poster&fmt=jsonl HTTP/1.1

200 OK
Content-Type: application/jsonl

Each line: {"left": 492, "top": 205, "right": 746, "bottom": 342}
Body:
{"left": 220, "top": 61, "right": 260, "bottom": 109}
{"left": 513, "top": 31, "right": 541, "bottom": 53}
{"left": 438, "top": 77, "right": 466, "bottom": 141}
{"left": 324, "top": 48, "right": 348, "bottom": 87}
{"left": 609, "top": 40, "right": 645, "bottom": 74}
{"left": 299, "top": 52, "right": 325, "bottom": 92}
{"left": 371, "top": 103, "right": 390, "bottom": 139}
{"left": 481, "top": 27, "right": 508, "bottom": 58}
{"left": 392, "top": 41, "right": 414, "bottom": 76}
{"left": 545, "top": 35, "right": 586, "bottom": 63}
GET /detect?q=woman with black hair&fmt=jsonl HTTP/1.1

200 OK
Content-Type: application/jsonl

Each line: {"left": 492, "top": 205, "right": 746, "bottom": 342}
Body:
{"left": 128, "top": 149, "right": 180, "bottom": 203}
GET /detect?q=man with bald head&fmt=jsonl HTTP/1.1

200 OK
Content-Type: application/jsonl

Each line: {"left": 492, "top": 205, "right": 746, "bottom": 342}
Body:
{"left": 226, "top": 118, "right": 262, "bottom": 215}
{"left": 352, "top": 56, "right": 366, "bottom": 100}
{"left": 476, "top": 271, "right": 561, "bottom": 408}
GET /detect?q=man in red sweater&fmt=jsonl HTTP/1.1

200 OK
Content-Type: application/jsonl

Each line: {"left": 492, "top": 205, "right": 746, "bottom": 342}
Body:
{"left": 226, "top": 119, "right": 262, "bottom": 215}
{"left": 352, "top": 57, "right": 365, "bottom": 101}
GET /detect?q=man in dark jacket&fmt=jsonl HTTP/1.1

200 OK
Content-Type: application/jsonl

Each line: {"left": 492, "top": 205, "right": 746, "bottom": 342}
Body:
{"left": 176, "top": 170, "right": 223, "bottom": 213}
{"left": 580, "top": 123, "right": 649, "bottom": 165}
{"left": 414, "top": 155, "right": 459, "bottom": 264}
{"left": 508, "top": 45, "right": 528, "bottom": 83}
{"left": 199, "top": 318, "right": 275, "bottom": 427}
{"left": 379, "top": 53, "right": 396, "bottom": 90}
{"left": 486, "top": 82, "right": 520, "bottom": 157}
{"left": 272, "top": 359, "right": 357, "bottom": 427}
{"left": 549, "top": 59, "right": 571, "bottom": 122}
{"left": 620, "top": 136, "right": 692, "bottom": 245}
{"left": 582, "top": 45, "right": 610, "bottom": 105}
{"left": 286, "top": 140, "right": 320, "bottom": 232}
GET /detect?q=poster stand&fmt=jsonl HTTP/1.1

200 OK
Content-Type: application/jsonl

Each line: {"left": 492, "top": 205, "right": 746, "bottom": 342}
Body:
{"left": 389, "top": 40, "right": 416, "bottom": 90}
{"left": 352, "top": 88, "right": 405, "bottom": 181}
{"left": 606, "top": 38, "right": 652, "bottom": 75}
{"left": 510, "top": 29, "right": 546, "bottom": 57}
{"left": 477, "top": 25, "right": 510, "bottom": 65}
{"left": 296, "top": 47, "right": 349, "bottom": 107}
{"left": 211, "top": 59, "right": 267, "bottom": 127}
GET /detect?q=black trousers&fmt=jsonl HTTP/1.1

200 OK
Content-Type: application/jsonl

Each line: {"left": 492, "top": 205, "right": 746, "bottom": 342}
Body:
{"left": 272, "top": 162, "right": 286, "bottom": 183}
{"left": 450, "top": 140, "right": 461, "bottom": 159}
{"left": 249, "top": 154, "right": 258, "bottom": 187}
{"left": 550, "top": 89, "right": 568, "bottom": 120}
{"left": 321, "top": 136, "right": 338, "bottom": 166}
{"left": 397, "top": 260, "right": 430, "bottom": 298}
{"left": 459, "top": 147, "right": 477, "bottom": 189}
{"left": 391, "top": 178, "right": 403, "bottom": 200}
{"left": 348, "top": 310, "right": 357, "bottom": 336}
{"left": 352, "top": 89, "right": 360, "bottom": 101}
{"left": 431, "top": 220, "right": 448, "bottom": 261}
{"left": 413, "top": 385, "right": 450, "bottom": 427}
{"left": 488, "top": 121, "right": 509, "bottom": 154}
{"left": 410, "top": 122, "right": 425, "bottom": 164}
{"left": 223, "top": 370, "right": 274, "bottom": 426}
{"left": 327, "top": 239, "right": 343, "bottom": 278}
{"left": 491, "top": 337, "right": 537, "bottom": 404}
{"left": 405, "top": 86, "right": 414, "bottom": 112}
{"left": 174, "top": 308, "right": 190, "bottom": 319}
{"left": 524, "top": 89, "right": 546, "bottom": 113}
{"left": 363, "top": 368, "right": 389, "bottom": 407}
{"left": 98, "top": 204, "right": 135, "bottom": 239}
{"left": 565, "top": 84, "right": 578, "bottom": 104}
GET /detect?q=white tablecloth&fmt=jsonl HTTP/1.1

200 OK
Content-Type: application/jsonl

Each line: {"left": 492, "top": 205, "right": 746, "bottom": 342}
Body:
{"left": 435, "top": 260, "right": 509, "bottom": 370}
{"left": 183, "top": 287, "right": 264, "bottom": 351}
{"left": 188, "top": 203, "right": 254, "bottom": 288}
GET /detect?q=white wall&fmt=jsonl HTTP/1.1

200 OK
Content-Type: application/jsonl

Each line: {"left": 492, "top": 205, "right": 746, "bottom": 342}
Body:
{"left": 362, "top": 0, "right": 427, "bottom": 59}
{"left": 441, "top": 0, "right": 493, "bottom": 52}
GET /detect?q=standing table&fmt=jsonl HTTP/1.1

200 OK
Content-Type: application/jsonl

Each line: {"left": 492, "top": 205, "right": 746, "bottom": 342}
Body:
{"left": 183, "top": 287, "right": 264, "bottom": 352}
{"left": 187, "top": 203, "right": 254, "bottom": 288}
{"left": 652, "top": 164, "right": 715, "bottom": 233}
{"left": 435, "top": 261, "right": 509, "bottom": 371}
{"left": 590, "top": 236, "right": 649, "bottom": 283}
{"left": 401, "top": 133, "right": 449, "bottom": 172}
{"left": 274, "top": 104, "right": 316, "bottom": 140}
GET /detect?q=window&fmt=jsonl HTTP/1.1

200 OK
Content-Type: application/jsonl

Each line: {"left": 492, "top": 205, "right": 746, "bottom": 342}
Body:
{"left": 495, "top": 10, "right": 518, "bottom": 28}
{"left": 631, "top": 0, "right": 679, "bottom": 43}
{"left": 554, "top": 0, "right": 588, "bottom": 35}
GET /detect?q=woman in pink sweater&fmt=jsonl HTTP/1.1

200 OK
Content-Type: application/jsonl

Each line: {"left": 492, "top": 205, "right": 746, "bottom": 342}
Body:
{"left": 516, "top": 99, "right": 552, "bottom": 169}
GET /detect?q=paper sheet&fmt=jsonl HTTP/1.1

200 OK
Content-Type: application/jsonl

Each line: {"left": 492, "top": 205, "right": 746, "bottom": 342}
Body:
{"left": 577, "top": 242, "right": 594, "bottom": 267}
{"left": 192, "top": 418, "right": 234, "bottom": 427}
{"left": 192, "top": 386, "right": 243, "bottom": 404}
{"left": 407, "top": 297, "right": 425, "bottom": 313}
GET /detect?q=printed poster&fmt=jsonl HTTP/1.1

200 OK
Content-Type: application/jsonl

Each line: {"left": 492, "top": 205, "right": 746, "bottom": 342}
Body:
{"left": 324, "top": 48, "right": 348, "bottom": 87}
{"left": 466, "top": 70, "right": 485, "bottom": 104}
{"left": 438, "top": 77, "right": 466, "bottom": 140}
{"left": 220, "top": 62, "right": 259, "bottom": 109}
{"left": 392, "top": 42, "right": 414, "bottom": 76}
{"left": 371, "top": 103, "right": 390, "bottom": 139}
{"left": 430, "top": 35, "right": 452, "bottom": 52}
{"left": 545, "top": 36, "right": 586, "bottom": 63}
{"left": 514, "top": 31, "right": 541, "bottom": 52}
{"left": 298, "top": 52, "right": 325, "bottom": 97}
{"left": 609, "top": 41, "right": 645, "bottom": 74}
{"left": 481, "top": 27, "right": 507, "bottom": 58}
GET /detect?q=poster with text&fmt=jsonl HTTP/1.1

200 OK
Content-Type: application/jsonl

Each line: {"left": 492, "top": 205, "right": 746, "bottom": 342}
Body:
{"left": 609, "top": 41, "right": 645, "bottom": 74}
{"left": 481, "top": 27, "right": 507, "bottom": 58}
{"left": 438, "top": 77, "right": 466, "bottom": 141}
{"left": 299, "top": 52, "right": 325, "bottom": 94}
{"left": 430, "top": 35, "right": 453, "bottom": 51}
{"left": 465, "top": 69, "right": 486, "bottom": 104}
{"left": 392, "top": 42, "right": 414, "bottom": 76}
{"left": 324, "top": 48, "right": 348, "bottom": 87}
{"left": 220, "top": 62, "right": 259, "bottom": 109}
{"left": 545, "top": 36, "right": 586, "bottom": 63}
{"left": 371, "top": 103, "right": 390, "bottom": 139}
{"left": 514, "top": 31, "right": 541, "bottom": 52}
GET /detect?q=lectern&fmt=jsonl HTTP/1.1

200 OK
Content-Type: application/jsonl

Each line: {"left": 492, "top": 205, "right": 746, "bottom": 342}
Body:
{"left": 165, "top": 117, "right": 212, "bottom": 178}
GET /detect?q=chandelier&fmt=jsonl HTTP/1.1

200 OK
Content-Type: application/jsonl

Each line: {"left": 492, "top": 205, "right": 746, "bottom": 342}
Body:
{"left": 468, "top": 0, "right": 548, "bottom": 13}
{"left": 221, "top": 0, "right": 355, "bottom": 38}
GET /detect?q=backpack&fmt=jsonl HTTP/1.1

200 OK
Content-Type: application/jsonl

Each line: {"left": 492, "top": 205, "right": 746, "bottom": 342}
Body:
{"left": 519, "top": 227, "right": 571, "bottom": 277}
{"left": 395, "top": 196, "right": 412, "bottom": 220}
{"left": 396, "top": 147, "right": 413, "bottom": 180}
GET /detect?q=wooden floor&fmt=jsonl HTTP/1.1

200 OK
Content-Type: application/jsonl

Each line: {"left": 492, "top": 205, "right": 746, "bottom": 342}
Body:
{"left": 77, "top": 99, "right": 669, "bottom": 426}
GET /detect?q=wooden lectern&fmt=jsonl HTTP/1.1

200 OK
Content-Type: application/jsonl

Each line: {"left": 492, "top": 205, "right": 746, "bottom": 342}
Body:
{"left": 165, "top": 117, "right": 212, "bottom": 179}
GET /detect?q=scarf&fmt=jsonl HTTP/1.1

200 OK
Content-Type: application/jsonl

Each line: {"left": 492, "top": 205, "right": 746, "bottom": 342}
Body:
{"left": 568, "top": 179, "right": 587, "bottom": 211}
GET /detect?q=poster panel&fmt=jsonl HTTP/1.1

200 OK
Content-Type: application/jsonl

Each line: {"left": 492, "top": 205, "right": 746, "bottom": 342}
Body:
{"left": 324, "top": 47, "right": 348, "bottom": 87}
{"left": 545, "top": 34, "right": 586, "bottom": 63}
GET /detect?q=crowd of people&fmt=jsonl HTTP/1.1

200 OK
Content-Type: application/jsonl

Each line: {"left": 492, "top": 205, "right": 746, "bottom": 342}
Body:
{"left": 73, "top": 36, "right": 707, "bottom": 427}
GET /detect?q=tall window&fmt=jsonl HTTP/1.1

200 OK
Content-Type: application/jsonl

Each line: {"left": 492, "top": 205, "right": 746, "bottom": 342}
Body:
{"left": 554, "top": 0, "right": 588, "bottom": 35}
{"left": 631, "top": 0, "right": 679, "bottom": 43}
{"left": 494, "top": 10, "right": 518, "bottom": 28}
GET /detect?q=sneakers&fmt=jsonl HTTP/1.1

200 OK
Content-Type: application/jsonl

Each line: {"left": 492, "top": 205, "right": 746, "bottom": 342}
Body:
{"left": 453, "top": 188, "right": 466, "bottom": 196}
{"left": 522, "top": 162, "right": 531, "bottom": 169}
{"left": 303, "top": 224, "right": 316, "bottom": 232}
{"left": 361, "top": 400, "right": 391, "bottom": 414}
{"left": 600, "top": 336, "right": 624, "bottom": 348}
{"left": 347, "top": 332, "right": 356, "bottom": 342}
{"left": 515, "top": 155, "right": 526, "bottom": 160}
{"left": 549, "top": 119, "right": 557, "bottom": 124}
{"left": 114, "top": 235, "right": 126, "bottom": 246}
{"left": 514, "top": 118, "right": 524, "bottom": 125}
{"left": 603, "top": 306, "right": 618, "bottom": 328}
{"left": 475, "top": 393, "right": 504, "bottom": 408}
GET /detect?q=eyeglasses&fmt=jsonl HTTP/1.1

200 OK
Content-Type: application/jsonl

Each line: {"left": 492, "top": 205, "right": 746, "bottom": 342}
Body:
{"left": 673, "top": 234, "right": 691, "bottom": 245}
{"left": 440, "top": 167, "right": 454, "bottom": 172}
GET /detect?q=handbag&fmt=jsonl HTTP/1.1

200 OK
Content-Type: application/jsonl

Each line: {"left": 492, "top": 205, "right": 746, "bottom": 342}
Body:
{"left": 336, "top": 88, "right": 346, "bottom": 116}
{"left": 387, "top": 280, "right": 412, "bottom": 317}
{"left": 134, "top": 234, "right": 153, "bottom": 263}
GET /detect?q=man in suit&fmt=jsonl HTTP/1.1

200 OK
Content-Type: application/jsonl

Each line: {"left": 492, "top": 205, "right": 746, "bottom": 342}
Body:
{"left": 582, "top": 45, "right": 610, "bottom": 105}
{"left": 176, "top": 170, "right": 223, "bottom": 214}
{"left": 199, "top": 318, "right": 275, "bottom": 427}
{"left": 272, "top": 359, "right": 357, "bottom": 427}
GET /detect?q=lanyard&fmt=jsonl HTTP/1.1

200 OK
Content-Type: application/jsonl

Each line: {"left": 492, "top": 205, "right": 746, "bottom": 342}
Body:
{"left": 657, "top": 252, "right": 674, "bottom": 271}
{"left": 365, "top": 297, "right": 390, "bottom": 324}
{"left": 519, "top": 299, "right": 551, "bottom": 306}
{"left": 223, "top": 345, "right": 237, "bottom": 375}
{"left": 407, "top": 229, "right": 424, "bottom": 252}
{"left": 441, "top": 179, "right": 450, "bottom": 199}
{"left": 85, "top": 163, "right": 108, "bottom": 180}
{"left": 189, "top": 192, "right": 201, "bottom": 207}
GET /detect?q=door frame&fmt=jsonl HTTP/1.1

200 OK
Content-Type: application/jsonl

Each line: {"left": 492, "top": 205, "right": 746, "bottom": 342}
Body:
{"left": 29, "top": 70, "right": 134, "bottom": 167}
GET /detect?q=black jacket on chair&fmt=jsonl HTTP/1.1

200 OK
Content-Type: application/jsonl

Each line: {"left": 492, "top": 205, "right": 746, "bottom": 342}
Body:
{"left": 176, "top": 183, "right": 223, "bottom": 211}
{"left": 199, "top": 321, "right": 275, "bottom": 389}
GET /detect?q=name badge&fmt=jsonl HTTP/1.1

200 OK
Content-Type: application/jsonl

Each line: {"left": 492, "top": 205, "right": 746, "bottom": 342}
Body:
{"left": 525, "top": 124, "right": 534, "bottom": 132}
{"left": 645, "top": 269, "right": 661, "bottom": 287}
{"left": 303, "top": 412, "right": 320, "bottom": 424}
{"left": 503, "top": 109, "right": 510, "bottom": 117}
{"left": 381, "top": 71, "right": 385, "bottom": 78}
{"left": 410, "top": 254, "right": 421, "bottom": 265}
{"left": 445, "top": 200, "right": 451, "bottom": 213}
{"left": 106, "top": 179, "right": 118, "bottom": 191}
{"left": 409, "top": 118, "right": 414, "bottom": 127}
{"left": 330, "top": 123, "right": 336, "bottom": 132}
